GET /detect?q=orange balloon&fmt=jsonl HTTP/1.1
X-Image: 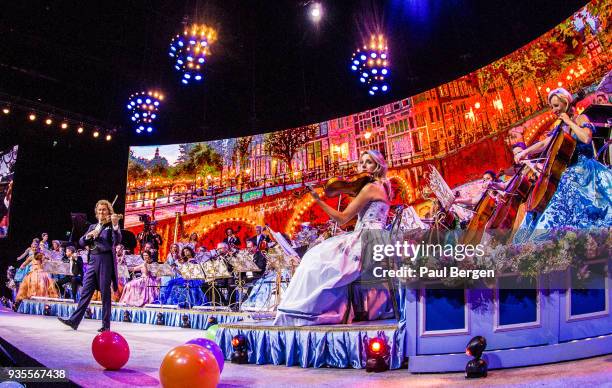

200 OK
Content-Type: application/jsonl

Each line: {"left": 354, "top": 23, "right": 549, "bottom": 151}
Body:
{"left": 160, "top": 344, "right": 220, "bottom": 388}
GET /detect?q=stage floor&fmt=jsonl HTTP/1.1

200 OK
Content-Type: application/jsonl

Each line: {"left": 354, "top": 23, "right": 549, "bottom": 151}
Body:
{"left": 1, "top": 307, "right": 611, "bottom": 388}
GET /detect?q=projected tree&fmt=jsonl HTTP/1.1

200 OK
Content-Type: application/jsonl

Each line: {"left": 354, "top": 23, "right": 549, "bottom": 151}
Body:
{"left": 264, "top": 124, "right": 317, "bottom": 175}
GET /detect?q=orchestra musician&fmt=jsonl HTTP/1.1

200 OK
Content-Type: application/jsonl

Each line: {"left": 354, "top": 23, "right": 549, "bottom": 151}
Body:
{"left": 274, "top": 150, "right": 395, "bottom": 326}
{"left": 248, "top": 226, "right": 272, "bottom": 251}
{"left": 513, "top": 88, "right": 611, "bottom": 242}
{"left": 223, "top": 228, "right": 241, "bottom": 249}
{"left": 56, "top": 246, "right": 84, "bottom": 302}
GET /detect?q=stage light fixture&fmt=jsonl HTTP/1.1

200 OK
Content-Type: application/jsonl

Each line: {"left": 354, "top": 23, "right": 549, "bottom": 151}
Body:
{"left": 365, "top": 337, "right": 390, "bottom": 373}
{"left": 231, "top": 334, "right": 248, "bottom": 364}
{"left": 465, "top": 336, "right": 487, "bottom": 379}
{"left": 105, "top": 134, "right": 112, "bottom": 141}
{"left": 77, "top": 126, "right": 84, "bottom": 134}
{"left": 43, "top": 304, "right": 52, "bottom": 316}
{"left": 45, "top": 118, "right": 53, "bottom": 125}
{"left": 350, "top": 34, "right": 390, "bottom": 95}
{"left": 169, "top": 23, "right": 216, "bottom": 85}
{"left": 28, "top": 113, "right": 37, "bottom": 121}
{"left": 181, "top": 314, "right": 191, "bottom": 328}
{"left": 85, "top": 307, "right": 93, "bottom": 319}
{"left": 93, "top": 130, "right": 100, "bottom": 138}
{"left": 61, "top": 122, "right": 68, "bottom": 129}
{"left": 122, "top": 311, "right": 131, "bottom": 322}
{"left": 127, "top": 90, "right": 163, "bottom": 134}
{"left": 309, "top": 2, "right": 323, "bottom": 23}
{"left": 2, "top": 108, "right": 9, "bottom": 114}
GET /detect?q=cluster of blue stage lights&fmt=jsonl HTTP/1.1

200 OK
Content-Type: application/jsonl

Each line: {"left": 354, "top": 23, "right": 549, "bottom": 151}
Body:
{"left": 126, "top": 91, "right": 164, "bottom": 134}
{"left": 350, "top": 35, "right": 390, "bottom": 95}
{"left": 168, "top": 24, "right": 217, "bottom": 85}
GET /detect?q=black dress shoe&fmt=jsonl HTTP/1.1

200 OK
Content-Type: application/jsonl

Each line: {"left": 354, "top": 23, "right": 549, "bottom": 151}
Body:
{"left": 58, "top": 317, "right": 78, "bottom": 330}
{"left": 97, "top": 326, "right": 110, "bottom": 333}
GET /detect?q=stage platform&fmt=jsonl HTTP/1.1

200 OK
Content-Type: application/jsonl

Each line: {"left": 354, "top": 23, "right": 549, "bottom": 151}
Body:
{"left": 2, "top": 307, "right": 611, "bottom": 388}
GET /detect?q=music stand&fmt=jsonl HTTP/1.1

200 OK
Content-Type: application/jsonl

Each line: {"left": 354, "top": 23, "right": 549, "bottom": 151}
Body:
{"left": 175, "top": 263, "right": 206, "bottom": 309}
{"left": 200, "top": 259, "right": 232, "bottom": 308}
{"left": 146, "top": 263, "right": 174, "bottom": 306}
{"left": 265, "top": 246, "right": 300, "bottom": 309}
{"left": 226, "top": 251, "right": 262, "bottom": 311}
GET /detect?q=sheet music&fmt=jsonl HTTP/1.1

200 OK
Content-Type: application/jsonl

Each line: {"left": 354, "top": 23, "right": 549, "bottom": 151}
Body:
{"left": 42, "top": 261, "right": 71, "bottom": 275}
{"left": 202, "top": 259, "right": 232, "bottom": 281}
{"left": 271, "top": 231, "right": 299, "bottom": 258}
{"left": 426, "top": 164, "right": 455, "bottom": 210}
{"left": 178, "top": 263, "right": 206, "bottom": 280}
{"left": 124, "top": 254, "right": 144, "bottom": 267}
{"left": 227, "top": 251, "right": 261, "bottom": 272}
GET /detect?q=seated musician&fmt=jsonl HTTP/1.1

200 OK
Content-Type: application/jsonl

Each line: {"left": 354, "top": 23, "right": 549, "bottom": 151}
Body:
{"left": 142, "top": 241, "right": 159, "bottom": 262}
{"left": 454, "top": 170, "right": 498, "bottom": 208}
{"left": 15, "top": 252, "right": 59, "bottom": 305}
{"left": 119, "top": 251, "right": 160, "bottom": 307}
{"left": 56, "top": 246, "right": 83, "bottom": 302}
{"left": 166, "top": 243, "right": 181, "bottom": 266}
{"left": 513, "top": 87, "right": 611, "bottom": 241}
{"left": 212, "top": 242, "right": 236, "bottom": 307}
{"left": 51, "top": 240, "right": 64, "bottom": 255}
{"left": 160, "top": 248, "right": 208, "bottom": 307}
{"left": 245, "top": 240, "right": 266, "bottom": 281}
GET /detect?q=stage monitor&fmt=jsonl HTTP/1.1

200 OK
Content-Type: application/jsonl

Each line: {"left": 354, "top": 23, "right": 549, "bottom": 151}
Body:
{"left": 0, "top": 145, "right": 18, "bottom": 239}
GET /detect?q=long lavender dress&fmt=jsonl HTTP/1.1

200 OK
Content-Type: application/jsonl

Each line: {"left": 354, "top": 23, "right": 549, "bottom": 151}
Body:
{"left": 119, "top": 263, "right": 160, "bottom": 306}
{"left": 273, "top": 198, "right": 393, "bottom": 326}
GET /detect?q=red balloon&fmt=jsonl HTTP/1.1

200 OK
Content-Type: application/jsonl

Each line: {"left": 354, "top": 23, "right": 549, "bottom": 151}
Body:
{"left": 160, "top": 344, "right": 220, "bottom": 388}
{"left": 91, "top": 331, "right": 130, "bottom": 370}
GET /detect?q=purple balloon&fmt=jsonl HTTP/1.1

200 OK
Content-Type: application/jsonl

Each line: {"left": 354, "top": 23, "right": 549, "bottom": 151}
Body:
{"left": 186, "top": 338, "right": 225, "bottom": 373}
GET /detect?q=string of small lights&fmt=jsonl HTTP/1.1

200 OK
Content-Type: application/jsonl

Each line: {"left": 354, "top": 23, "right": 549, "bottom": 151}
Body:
{"left": 0, "top": 94, "right": 117, "bottom": 141}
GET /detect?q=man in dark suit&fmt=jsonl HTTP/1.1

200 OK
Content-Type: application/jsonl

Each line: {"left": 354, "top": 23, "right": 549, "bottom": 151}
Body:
{"left": 58, "top": 199, "right": 121, "bottom": 332}
{"left": 247, "top": 225, "right": 272, "bottom": 250}
{"left": 223, "top": 227, "right": 241, "bottom": 248}
{"left": 56, "top": 246, "right": 84, "bottom": 302}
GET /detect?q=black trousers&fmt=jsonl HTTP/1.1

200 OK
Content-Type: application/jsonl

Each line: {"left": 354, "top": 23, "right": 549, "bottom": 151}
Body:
{"left": 56, "top": 275, "right": 82, "bottom": 302}
{"left": 69, "top": 254, "right": 113, "bottom": 328}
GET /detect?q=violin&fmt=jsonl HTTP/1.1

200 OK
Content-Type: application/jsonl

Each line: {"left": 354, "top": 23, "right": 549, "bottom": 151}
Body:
{"left": 293, "top": 172, "right": 374, "bottom": 198}
{"left": 323, "top": 172, "right": 375, "bottom": 197}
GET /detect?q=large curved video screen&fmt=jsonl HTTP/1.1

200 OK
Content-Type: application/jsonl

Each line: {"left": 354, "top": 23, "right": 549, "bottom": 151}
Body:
{"left": 0, "top": 145, "right": 18, "bottom": 239}
{"left": 125, "top": 2, "right": 610, "bottom": 258}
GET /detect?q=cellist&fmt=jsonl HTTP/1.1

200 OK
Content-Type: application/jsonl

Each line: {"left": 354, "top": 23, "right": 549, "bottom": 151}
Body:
{"left": 513, "top": 88, "right": 611, "bottom": 242}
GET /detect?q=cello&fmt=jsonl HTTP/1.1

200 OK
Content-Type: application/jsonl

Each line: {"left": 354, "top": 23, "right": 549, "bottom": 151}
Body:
{"left": 485, "top": 163, "right": 536, "bottom": 241}
{"left": 461, "top": 190, "right": 497, "bottom": 245}
{"left": 526, "top": 122, "right": 576, "bottom": 214}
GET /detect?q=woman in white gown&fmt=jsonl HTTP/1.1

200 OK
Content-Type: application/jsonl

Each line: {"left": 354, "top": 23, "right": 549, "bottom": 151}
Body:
{"left": 273, "top": 150, "right": 394, "bottom": 326}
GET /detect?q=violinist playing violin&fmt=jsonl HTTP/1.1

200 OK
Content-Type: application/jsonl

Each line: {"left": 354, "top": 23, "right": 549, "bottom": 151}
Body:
{"left": 513, "top": 87, "right": 611, "bottom": 242}
{"left": 274, "top": 150, "right": 395, "bottom": 326}
{"left": 248, "top": 225, "right": 273, "bottom": 251}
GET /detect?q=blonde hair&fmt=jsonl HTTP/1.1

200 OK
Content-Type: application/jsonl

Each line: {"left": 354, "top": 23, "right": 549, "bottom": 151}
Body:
{"left": 547, "top": 88, "right": 573, "bottom": 112}
{"left": 95, "top": 199, "right": 115, "bottom": 215}
{"left": 360, "top": 150, "right": 392, "bottom": 200}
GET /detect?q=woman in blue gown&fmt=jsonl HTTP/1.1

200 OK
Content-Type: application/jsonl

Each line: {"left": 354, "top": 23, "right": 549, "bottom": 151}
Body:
{"left": 513, "top": 87, "right": 611, "bottom": 242}
{"left": 160, "top": 246, "right": 208, "bottom": 307}
{"left": 273, "top": 150, "right": 395, "bottom": 326}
